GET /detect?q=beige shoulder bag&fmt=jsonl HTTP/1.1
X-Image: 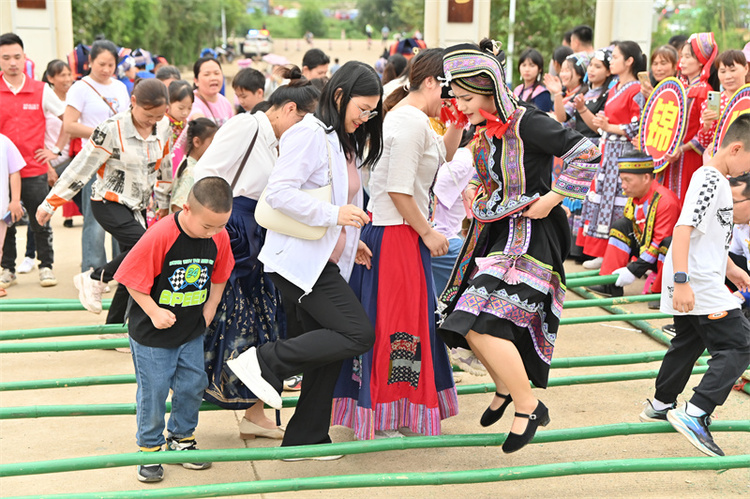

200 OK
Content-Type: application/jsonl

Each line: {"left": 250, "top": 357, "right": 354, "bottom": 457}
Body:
{"left": 255, "top": 129, "right": 333, "bottom": 240}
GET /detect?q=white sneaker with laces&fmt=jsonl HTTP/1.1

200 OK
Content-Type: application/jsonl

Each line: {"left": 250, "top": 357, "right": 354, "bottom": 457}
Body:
{"left": 17, "top": 257, "right": 36, "bottom": 274}
{"left": 0, "top": 268, "right": 17, "bottom": 289}
{"left": 39, "top": 267, "right": 57, "bottom": 287}
{"left": 73, "top": 269, "right": 107, "bottom": 314}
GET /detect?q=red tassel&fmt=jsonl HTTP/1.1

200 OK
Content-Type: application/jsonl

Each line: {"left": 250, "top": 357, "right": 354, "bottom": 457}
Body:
{"left": 478, "top": 108, "right": 512, "bottom": 139}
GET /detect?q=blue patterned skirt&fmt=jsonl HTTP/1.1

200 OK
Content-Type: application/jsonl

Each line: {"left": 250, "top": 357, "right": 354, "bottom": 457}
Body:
{"left": 203, "top": 197, "right": 286, "bottom": 409}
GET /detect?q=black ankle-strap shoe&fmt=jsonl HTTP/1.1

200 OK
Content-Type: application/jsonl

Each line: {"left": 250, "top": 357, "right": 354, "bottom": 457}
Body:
{"left": 501, "top": 400, "right": 550, "bottom": 453}
{"left": 480, "top": 392, "right": 512, "bottom": 427}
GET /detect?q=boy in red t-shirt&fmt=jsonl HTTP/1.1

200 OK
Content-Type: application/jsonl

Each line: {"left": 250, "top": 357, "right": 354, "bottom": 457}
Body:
{"left": 115, "top": 177, "right": 234, "bottom": 483}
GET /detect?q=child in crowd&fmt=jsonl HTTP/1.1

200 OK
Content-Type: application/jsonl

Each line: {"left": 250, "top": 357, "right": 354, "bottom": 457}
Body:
{"left": 166, "top": 80, "right": 193, "bottom": 174}
{"left": 114, "top": 177, "right": 235, "bottom": 482}
{"left": 232, "top": 67, "right": 265, "bottom": 113}
{"left": 170, "top": 118, "right": 218, "bottom": 213}
{"left": 641, "top": 115, "right": 750, "bottom": 458}
{"left": 513, "top": 48, "right": 552, "bottom": 112}
{"left": 37, "top": 79, "right": 173, "bottom": 318}
{"left": 0, "top": 134, "right": 25, "bottom": 298}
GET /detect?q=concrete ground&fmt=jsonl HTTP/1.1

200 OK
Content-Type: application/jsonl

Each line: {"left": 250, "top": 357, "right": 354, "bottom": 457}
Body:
{"left": 1, "top": 214, "right": 748, "bottom": 498}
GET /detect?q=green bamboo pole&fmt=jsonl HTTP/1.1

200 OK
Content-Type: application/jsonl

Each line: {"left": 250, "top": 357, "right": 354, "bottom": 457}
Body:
{"left": 0, "top": 324, "right": 127, "bottom": 341}
{"left": 0, "top": 339, "right": 128, "bottom": 353}
{"left": 0, "top": 375, "right": 136, "bottom": 391}
{"left": 0, "top": 301, "right": 112, "bottom": 312}
{"left": 4, "top": 455, "right": 749, "bottom": 498}
{"left": 560, "top": 312, "right": 670, "bottom": 325}
{"left": 2, "top": 313, "right": 672, "bottom": 353}
{"left": 0, "top": 298, "right": 112, "bottom": 304}
{"left": 570, "top": 287, "right": 674, "bottom": 344}
{"left": 0, "top": 294, "right": 657, "bottom": 343}
{"left": 563, "top": 294, "right": 660, "bottom": 308}
{"left": 3, "top": 349, "right": 709, "bottom": 391}
{"left": 570, "top": 287, "right": 750, "bottom": 397}
{"left": 0, "top": 366, "right": 711, "bottom": 420}
{"left": 0, "top": 421, "right": 747, "bottom": 478}
{"left": 565, "top": 269, "right": 602, "bottom": 279}
{"left": 565, "top": 274, "right": 617, "bottom": 288}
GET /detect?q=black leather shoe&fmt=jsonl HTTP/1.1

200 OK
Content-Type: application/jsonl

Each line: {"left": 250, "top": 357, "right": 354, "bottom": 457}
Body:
{"left": 480, "top": 392, "right": 512, "bottom": 427}
{"left": 586, "top": 284, "right": 624, "bottom": 297}
{"left": 502, "top": 400, "right": 550, "bottom": 453}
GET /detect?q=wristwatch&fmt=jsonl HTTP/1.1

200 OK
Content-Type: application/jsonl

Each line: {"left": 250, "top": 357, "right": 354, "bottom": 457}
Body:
{"left": 673, "top": 272, "right": 690, "bottom": 284}
{"left": 50, "top": 146, "right": 62, "bottom": 156}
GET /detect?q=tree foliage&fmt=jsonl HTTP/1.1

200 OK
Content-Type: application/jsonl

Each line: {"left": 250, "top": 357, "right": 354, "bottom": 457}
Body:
{"left": 299, "top": 6, "right": 328, "bottom": 37}
{"left": 71, "top": 0, "right": 249, "bottom": 66}
{"left": 651, "top": 0, "right": 750, "bottom": 52}
{"left": 491, "top": 0, "right": 596, "bottom": 84}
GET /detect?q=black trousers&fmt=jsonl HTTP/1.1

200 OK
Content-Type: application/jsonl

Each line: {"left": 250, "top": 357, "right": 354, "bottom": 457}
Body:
{"left": 89, "top": 201, "right": 147, "bottom": 324}
{"left": 655, "top": 309, "right": 750, "bottom": 414}
{"left": 2, "top": 174, "right": 53, "bottom": 271}
{"left": 263, "top": 262, "right": 374, "bottom": 447}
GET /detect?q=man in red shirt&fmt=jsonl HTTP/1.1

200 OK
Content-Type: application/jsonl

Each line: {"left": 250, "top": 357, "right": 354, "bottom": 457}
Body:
{"left": 0, "top": 33, "right": 65, "bottom": 288}
{"left": 588, "top": 152, "right": 681, "bottom": 298}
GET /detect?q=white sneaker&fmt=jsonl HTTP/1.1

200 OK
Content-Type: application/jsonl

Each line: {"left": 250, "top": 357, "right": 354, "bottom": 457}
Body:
{"left": 73, "top": 269, "right": 107, "bottom": 314}
{"left": 374, "top": 430, "right": 404, "bottom": 439}
{"left": 582, "top": 257, "right": 603, "bottom": 269}
{"left": 450, "top": 347, "right": 488, "bottom": 376}
{"left": 17, "top": 257, "right": 36, "bottom": 274}
{"left": 39, "top": 267, "right": 57, "bottom": 287}
{"left": 226, "top": 347, "right": 282, "bottom": 410}
{"left": 0, "top": 268, "right": 17, "bottom": 289}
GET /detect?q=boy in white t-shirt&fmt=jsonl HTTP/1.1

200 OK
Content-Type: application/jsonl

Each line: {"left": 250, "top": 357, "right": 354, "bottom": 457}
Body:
{"left": 0, "top": 134, "right": 25, "bottom": 297}
{"left": 640, "top": 115, "right": 750, "bottom": 457}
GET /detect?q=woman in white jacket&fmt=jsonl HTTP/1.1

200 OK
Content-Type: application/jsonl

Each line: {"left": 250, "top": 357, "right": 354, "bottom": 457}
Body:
{"left": 228, "top": 61, "right": 383, "bottom": 454}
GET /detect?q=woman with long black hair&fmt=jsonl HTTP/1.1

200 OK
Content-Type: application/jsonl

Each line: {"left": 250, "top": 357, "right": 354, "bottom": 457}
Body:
{"left": 195, "top": 67, "right": 320, "bottom": 441}
{"left": 227, "top": 61, "right": 384, "bottom": 454}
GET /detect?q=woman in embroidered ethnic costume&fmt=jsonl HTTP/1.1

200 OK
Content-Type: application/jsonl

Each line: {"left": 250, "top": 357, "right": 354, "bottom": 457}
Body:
{"left": 578, "top": 41, "right": 647, "bottom": 264}
{"left": 661, "top": 33, "right": 719, "bottom": 202}
{"left": 332, "top": 49, "right": 461, "bottom": 440}
{"left": 563, "top": 50, "right": 613, "bottom": 261}
{"left": 438, "top": 40, "right": 600, "bottom": 453}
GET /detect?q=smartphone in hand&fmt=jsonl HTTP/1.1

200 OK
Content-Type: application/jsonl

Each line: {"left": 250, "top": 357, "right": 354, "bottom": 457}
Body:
{"left": 706, "top": 91, "right": 721, "bottom": 115}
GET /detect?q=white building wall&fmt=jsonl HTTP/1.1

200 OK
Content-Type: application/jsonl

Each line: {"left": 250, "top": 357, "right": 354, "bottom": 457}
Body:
{"left": 0, "top": 0, "right": 73, "bottom": 79}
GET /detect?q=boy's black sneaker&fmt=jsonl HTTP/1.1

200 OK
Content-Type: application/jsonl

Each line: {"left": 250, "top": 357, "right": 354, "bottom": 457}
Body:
{"left": 136, "top": 446, "right": 163, "bottom": 483}
{"left": 166, "top": 435, "right": 212, "bottom": 470}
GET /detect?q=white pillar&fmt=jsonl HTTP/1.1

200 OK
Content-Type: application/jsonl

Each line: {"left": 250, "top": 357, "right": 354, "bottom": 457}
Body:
{"left": 595, "top": 0, "right": 653, "bottom": 57}
{"left": 424, "top": 0, "right": 492, "bottom": 48}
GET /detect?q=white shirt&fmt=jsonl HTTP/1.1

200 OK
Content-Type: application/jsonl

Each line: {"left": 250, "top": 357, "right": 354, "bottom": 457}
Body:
{"left": 367, "top": 105, "right": 445, "bottom": 226}
{"left": 661, "top": 166, "right": 737, "bottom": 315}
{"left": 44, "top": 89, "right": 70, "bottom": 166}
{"left": 729, "top": 224, "right": 750, "bottom": 262}
{"left": 432, "top": 147, "right": 474, "bottom": 239}
{"left": 195, "top": 112, "right": 277, "bottom": 200}
{"left": 0, "top": 134, "right": 26, "bottom": 215}
{"left": 65, "top": 76, "right": 130, "bottom": 145}
{"left": 259, "top": 114, "right": 362, "bottom": 295}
